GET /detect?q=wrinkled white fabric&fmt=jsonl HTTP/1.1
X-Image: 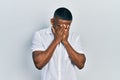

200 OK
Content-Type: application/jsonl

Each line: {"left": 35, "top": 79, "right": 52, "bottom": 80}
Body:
{"left": 31, "top": 27, "right": 84, "bottom": 80}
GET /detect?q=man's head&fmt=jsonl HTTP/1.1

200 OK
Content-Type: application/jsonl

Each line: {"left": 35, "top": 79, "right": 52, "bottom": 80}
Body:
{"left": 51, "top": 7, "right": 73, "bottom": 28}
{"left": 54, "top": 7, "right": 72, "bottom": 21}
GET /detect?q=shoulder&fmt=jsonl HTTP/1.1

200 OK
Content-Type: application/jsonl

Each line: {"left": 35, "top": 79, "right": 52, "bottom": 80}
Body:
{"left": 36, "top": 28, "right": 49, "bottom": 33}
{"left": 34, "top": 27, "right": 51, "bottom": 36}
{"left": 69, "top": 31, "right": 80, "bottom": 39}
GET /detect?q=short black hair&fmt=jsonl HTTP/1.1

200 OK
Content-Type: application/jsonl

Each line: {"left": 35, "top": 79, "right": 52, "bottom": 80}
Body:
{"left": 54, "top": 7, "right": 73, "bottom": 20}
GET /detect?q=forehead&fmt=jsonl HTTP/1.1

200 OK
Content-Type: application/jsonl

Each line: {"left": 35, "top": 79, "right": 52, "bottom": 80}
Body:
{"left": 55, "top": 18, "right": 72, "bottom": 25}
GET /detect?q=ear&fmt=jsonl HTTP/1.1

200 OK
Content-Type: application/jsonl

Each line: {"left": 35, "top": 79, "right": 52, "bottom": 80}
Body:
{"left": 50, "top": 18, "right": 54, "bottom": 26}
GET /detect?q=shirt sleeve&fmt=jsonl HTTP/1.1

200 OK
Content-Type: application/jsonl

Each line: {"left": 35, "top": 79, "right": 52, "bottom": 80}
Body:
{"left": 31, "top": 32, "right": 45, "bottom": 52}
{"left": 74, "top": 35, "right": 84, "bottom": 54}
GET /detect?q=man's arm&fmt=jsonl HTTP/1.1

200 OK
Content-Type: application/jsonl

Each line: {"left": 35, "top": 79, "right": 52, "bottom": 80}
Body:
{"left": 63, "top": 41, "right": 86, "bottom": 69}
{"left": 32, "top": 26, "right": 64, "bottom": 70}
{"left": 62, "top": 25, "right": 86, "bottom": 69}
{"left": 32, "top": 39, "right": 58, "bottom": 70}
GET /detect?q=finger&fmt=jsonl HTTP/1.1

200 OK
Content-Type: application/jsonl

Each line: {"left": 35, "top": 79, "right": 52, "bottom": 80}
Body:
{"left": 52, "top": 27, "right": 55, "bottom": 34}
{"left": 67, "top": 25, "right": 70, "bottom": 31}
{"left": 60, "top": 27, "right": 64, "bottom": 35}
{"left": 59, "top": 25, "right": 64, "bottom": 31}
{"left": 64, "top": 27, "right": 69, "bottom": 33}
{"left": 63, "top": 25, "right": 68, "bottom": 31}
{"left": 60, "top": 26, "right": 65, "bottom": 34}
{"left": 65, "top": 28, "right": 68, "bottom": 32}
{"left": 67, "top": 25, "right": 69, "bottom": 29}
{"left": 63, "top": 24, "right": 67, "bottom": 29}
{"left": 60, "top": 24, "right": 62, "bottom": 27}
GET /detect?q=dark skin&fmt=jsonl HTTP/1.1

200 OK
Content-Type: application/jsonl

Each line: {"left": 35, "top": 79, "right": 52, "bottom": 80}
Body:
{"left": 32, "top": 17, "right": 86, "bottom": 70}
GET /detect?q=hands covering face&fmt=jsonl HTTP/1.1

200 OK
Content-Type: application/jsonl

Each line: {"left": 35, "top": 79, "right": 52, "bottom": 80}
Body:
{"left": 52, "top": 24, "right": 70, "bottom": 44}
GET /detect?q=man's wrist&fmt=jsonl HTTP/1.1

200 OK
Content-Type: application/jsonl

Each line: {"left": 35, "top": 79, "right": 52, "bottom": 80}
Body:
{"left": 53, "top": 38, "right": 61, "bottom": 44}
{"left": 62, "top": 40, "right": 69, "bottom": 45}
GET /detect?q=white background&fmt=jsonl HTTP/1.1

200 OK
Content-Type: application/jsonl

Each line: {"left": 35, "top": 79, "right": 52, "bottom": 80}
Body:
{"left": 0, "top": 0, "right": 119, "bottom": 80}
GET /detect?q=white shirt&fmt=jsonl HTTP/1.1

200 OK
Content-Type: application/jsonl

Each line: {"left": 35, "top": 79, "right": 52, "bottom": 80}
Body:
{"left": 31, "top": 27, "right": 84, "bottom": 80}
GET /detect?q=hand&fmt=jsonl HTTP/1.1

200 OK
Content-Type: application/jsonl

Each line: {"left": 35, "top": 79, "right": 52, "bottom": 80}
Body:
{"left": 62, "top": 24, "right": 70, "bottom": 44}
{"left": 52, "top": 25, "right": 64, "bottom": 44}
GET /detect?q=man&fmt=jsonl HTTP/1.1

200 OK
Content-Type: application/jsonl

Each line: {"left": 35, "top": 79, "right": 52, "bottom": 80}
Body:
{"left": 31, "top": 7, "right": 86, "bottom": 80}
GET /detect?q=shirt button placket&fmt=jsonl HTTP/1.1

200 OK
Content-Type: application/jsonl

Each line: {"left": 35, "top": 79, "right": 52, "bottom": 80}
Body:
{"left": 58, "top": 43, "right": 61, "bottom": 80}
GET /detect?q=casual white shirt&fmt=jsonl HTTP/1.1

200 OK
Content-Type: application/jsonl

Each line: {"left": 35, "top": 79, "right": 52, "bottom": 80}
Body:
{"left": 31, "top": 27, "right": 84, "bottom": 80}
